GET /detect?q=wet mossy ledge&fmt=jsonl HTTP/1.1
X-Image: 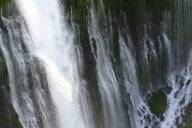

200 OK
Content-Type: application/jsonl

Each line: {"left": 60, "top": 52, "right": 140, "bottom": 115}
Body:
{"left": 0, "top": 0, "right": 9, "bottom": 8}
{"left": 65, "top": 0, "right": 176, "bottom": 44}
{"left": 0, "top": 0, "right": 11, "bottom": 15}
{"left": 65, "top": 0, "right": 176, "bottom": 91}
{"left": 65, "top": 0, "right": 175, "bottom": 27}
{"left": 147, "top": 89, "right": 167, "bottom": 117}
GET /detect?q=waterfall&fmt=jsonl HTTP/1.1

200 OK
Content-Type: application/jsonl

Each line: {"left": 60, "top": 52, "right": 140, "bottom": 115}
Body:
{"left": 1, "top": 0, "right": 192, "bottom": 128}
{"left": 0, "top": 0, "right": 87, "bottom": 128}
{"left": 88, "top": 8, "right": 129, "bottom": 128}
{"left": 14, "top": 0, "right": 86, "bottom": 127}
{"left": 161, "top": 51, "right": 192, "bottom": 128}
{"left": 0, "top": 18, "right": 57, "bottom": 128}
{"left": 119, "top": 36, "right": 152, "bottom": 128}
{"left": 87, "top": 1, "right": 192, "bottom": 127}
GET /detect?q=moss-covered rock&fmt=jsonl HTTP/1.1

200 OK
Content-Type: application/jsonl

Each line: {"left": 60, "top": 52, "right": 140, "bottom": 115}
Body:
{"left": 148, "top": 90, "right": 167, "bottom": 117}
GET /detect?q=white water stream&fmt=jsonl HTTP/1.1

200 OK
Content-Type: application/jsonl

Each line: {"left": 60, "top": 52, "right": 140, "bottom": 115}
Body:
{"left": 14, "top": 0, "right": 85, "bottom": 128}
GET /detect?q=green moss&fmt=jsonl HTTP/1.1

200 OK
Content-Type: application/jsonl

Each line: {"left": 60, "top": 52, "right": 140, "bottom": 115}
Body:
{"left": 138, "top": 68, "right": 150, "bottom": 90}
{"left": 0, "top": 0, "right": 10, "bottom": 10}
{"left": 148, "top": 90, "right": 167, "bottom": 117}
{"left": 0, "top": 0, "right": 12, "bottom": 17}
{"left": 0, "top": 114, "right": 22, "bottom": 128}
{"left": 146, "top": 0, "right": 174, "bottom": 12}
{"left": 0, "top": 0, "right": 7, "bottom": 8}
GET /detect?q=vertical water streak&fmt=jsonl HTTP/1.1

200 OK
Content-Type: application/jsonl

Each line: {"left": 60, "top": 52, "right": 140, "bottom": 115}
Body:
{"left": 119, "top": 36, "right": 158, "bottom": 128}
{"left": 88, "top": 8, "right": 128, "bottom": 128}
{"left": 163, "top": 33, "right": 173, "bottom": 74}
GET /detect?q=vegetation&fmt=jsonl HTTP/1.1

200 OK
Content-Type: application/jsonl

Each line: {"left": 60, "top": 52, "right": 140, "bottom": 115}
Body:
{"left": 0, "top": 0, "right": 11, "bottom": 14}
{"left": 148, "top": 90, "right": 167, "bottom": 117}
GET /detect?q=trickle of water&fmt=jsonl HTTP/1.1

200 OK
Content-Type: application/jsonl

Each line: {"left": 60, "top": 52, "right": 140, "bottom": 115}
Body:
{"left": 88, "top": 8, "right": 128, "bottom": 128}
{"left": 163, "top": 33, "right": 172, "bottom": 72}
{"left": 119, "top": 36, "right": 159, "bottom": 128}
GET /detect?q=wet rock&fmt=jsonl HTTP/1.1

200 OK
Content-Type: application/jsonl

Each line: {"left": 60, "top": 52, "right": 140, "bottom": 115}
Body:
{"left": 178, "top": 103, "right": 192, "bottom": 128}
{"left": 148, "top": 90, "right": 167, "bottom": 117}
{"left": 186, "top": 79, "right": 191, "bottom": 86}
{"left": 162, "top": 85, "right": 172, "bottom": 94}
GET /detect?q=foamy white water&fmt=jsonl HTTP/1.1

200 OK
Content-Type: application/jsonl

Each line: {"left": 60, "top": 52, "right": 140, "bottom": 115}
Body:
{"left": 14, "top": 0, "right": 85, "bottom": 128}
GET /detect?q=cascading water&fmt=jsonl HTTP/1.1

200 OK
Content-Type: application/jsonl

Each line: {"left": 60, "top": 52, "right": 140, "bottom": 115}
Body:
{"left": 88, "top": 7, "right": 129, "bottom": 128}
{"left": 87, "top": 1, "right": 192, "bottom": 127}
{"left": 0, "top": 18, "right": 57, "bottom": 128}
{"left": 1, "top": 0, "right": 192, "bottom": 128}
{"left": 14, "top": 0, "right": 87, "bottom": 127}
{"left": 0, "top": 0, "right": 88, "bottom": 128}
{"left": 161, "top": 52, "right": 192, "bottom": 128}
